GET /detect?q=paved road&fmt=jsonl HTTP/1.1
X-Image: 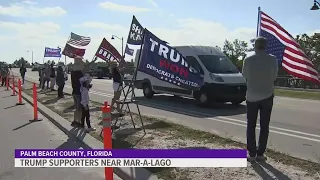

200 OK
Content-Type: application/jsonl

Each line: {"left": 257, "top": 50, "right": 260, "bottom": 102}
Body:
{"left": 0, "top": 83, "right": 121, "bottom": 179}
{"left": 15, "top": 69, "right": 320, "bottom": 163}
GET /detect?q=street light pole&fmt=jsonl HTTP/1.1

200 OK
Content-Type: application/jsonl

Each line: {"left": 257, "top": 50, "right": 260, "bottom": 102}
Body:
{"left": 111, "top": 35, "right": 124, "bottom": 60}
{"left": 27, "top": 50, "right": 33, "bottom": 64}
{"left": 58, "top": 46, "right": 66, "bottom": 65}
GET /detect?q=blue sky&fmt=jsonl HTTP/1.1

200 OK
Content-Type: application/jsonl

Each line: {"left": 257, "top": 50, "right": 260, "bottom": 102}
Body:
{"left": 1, "top": 0, "right": 319, "bottom": 64}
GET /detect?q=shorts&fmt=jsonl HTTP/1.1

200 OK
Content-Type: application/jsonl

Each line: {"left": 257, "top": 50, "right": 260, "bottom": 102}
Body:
{"left": 113, "top": 82, "right": 120, "bottom": 91}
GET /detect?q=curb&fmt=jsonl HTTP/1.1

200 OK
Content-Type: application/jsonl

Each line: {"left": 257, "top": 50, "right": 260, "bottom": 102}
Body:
{"left": 19, "top": 87, "right": 161, "bottom": 180}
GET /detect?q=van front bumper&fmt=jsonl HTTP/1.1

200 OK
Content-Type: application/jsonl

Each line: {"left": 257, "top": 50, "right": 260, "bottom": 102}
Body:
{"left": 205, "top": 83, "right": 247, "bottom": 102}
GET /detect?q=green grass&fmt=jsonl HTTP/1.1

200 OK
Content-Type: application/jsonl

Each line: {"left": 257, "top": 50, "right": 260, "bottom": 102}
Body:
{"left": 275, "top": 89, "right": 320, "bottom": 100}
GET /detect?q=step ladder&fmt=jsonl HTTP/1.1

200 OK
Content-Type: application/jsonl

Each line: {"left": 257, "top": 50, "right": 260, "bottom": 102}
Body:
{"left": 99, "top": 68, "right": 146, "bottom": 138}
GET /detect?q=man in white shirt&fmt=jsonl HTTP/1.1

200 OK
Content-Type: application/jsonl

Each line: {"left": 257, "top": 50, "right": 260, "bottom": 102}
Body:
{"left": 242, "top": 36, "right": 278, "bottom": 162}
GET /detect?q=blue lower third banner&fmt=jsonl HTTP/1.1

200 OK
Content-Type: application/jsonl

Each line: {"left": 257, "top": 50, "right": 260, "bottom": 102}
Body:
{"left": 138, "top": 29, "right": 204, "bottom": 90}
{"left": 14, "top": 149, "right": 247, "bottom": 168}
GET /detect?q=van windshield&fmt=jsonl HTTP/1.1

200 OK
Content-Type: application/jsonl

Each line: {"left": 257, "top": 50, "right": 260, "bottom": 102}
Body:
{"left": 198, "top": 55, "right": 239, "bottom": 74}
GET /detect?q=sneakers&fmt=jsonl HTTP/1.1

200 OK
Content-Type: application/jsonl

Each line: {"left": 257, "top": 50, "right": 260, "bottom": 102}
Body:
{"left": 247, "top": 155, "right": 256, "bottom": 163}
{"left": 86, "top": 127, "right": 96, "bottom": 132}
{"left": 256, "top": 155, "right": 267, "bottom": 161}
{"left": 247, "top": 155, "right": 267, "bottom": 162}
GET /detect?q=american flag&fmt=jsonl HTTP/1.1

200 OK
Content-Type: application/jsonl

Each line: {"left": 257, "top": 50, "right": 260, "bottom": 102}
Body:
{"left": 259, "top": 11, "right": 320, "bottom": 84}
{"left": 67, "top": 32, "right": 91, "bottom": 46}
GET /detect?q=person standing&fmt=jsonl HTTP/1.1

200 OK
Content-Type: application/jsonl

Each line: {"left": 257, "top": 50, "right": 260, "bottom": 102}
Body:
{"left": 79, "top": 74, "right": 95, "bottom": 132}
{"left": 110, "top": 63, "right": 124, "bottom": 115}
{"left": 70, "top": 56, "right": 85, "bottom": 126}
{"left": 242, "top": 37, "right": 278, "bottom": 162}
{"left": 42, "top": 64, "right": 51, "bottom": 90}
{"left": 38, "top": 65, "right": 44, "bottom": 88}
{"left": 1, "top": 65, "right": 8, "bottom": 86}
{"left": 56, "top": 65, "right": 65, "bottom": 98}
{"left": 19, "top": 64, "right": 27, "bottom": 84}
{"left": 50, "top": 63, "right": 56, "bottom": 91}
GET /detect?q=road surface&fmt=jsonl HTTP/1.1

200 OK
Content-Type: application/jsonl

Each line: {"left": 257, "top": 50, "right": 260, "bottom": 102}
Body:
{"left": 0, "top": 81, "right": 121, "bottom": 180}
{"left": 15, "top": 69, "right": 320, "bottom": 163}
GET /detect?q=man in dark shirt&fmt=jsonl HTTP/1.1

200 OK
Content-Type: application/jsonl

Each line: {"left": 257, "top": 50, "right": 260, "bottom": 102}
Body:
{"left": 70, "top": 56, "right": 85, "bottom": 126}
{"left": 19, "top": 64, "right": 27, "bottom": 84}
{"left": 50, "top": 63, "right": 56, "bottom": 91}
{"left": 70, "top": 70, "right": 83, "bottom": 126}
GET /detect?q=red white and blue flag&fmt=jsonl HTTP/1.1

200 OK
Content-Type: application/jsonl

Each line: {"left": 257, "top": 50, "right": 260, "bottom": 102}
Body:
{"left": 258, "top": 11, "right": 320, "bottom": 83}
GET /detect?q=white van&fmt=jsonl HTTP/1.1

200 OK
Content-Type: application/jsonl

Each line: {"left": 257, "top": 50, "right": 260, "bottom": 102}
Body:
{"left": 124, "top": 45, "right": 247, "bottom": 106}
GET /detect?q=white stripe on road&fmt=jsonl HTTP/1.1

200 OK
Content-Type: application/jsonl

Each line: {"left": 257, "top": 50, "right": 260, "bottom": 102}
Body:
{"left": 21, "top": 73, "right": 320, "bottom": 143}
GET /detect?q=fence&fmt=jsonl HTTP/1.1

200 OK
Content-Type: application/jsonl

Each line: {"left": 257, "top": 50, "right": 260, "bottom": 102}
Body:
{"left": 275, "top": 76, "right": 320, "bottom": 91}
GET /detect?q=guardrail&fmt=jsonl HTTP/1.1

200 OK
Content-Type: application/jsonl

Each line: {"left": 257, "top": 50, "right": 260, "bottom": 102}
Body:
{"left": 275, "top": 76, "right": 320, "bottom": 92}
{"left": 275, "top": 86, "right": 320, "bottom": 92}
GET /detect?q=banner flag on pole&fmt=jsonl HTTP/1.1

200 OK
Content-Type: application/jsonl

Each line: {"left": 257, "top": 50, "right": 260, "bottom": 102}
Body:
{"left": 44, "top": 47, "right": 62, "bottom": 58}
{"left": 123, "top": 16, "right": 144, "bottom": 61}
{"left": 138, "top": 28, "right": 204, "bottom": 90}
{"left": 62, "top": 44, "right": 86, "bottom": 58}
{"left": 67, "top": 32, "right": 91, "bottom": 47}
{"left": 95, "top": 38, "right": 122, "bottom": 62}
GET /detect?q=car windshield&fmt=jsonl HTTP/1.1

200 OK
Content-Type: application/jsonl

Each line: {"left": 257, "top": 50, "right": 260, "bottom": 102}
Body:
{"left": 198, "top": 55, "right": 239, "bottom": 74}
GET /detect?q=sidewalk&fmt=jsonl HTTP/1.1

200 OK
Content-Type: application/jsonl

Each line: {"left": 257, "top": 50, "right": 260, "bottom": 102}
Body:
{"left": 0, "top": 86, "right": 122, "bottom": 180}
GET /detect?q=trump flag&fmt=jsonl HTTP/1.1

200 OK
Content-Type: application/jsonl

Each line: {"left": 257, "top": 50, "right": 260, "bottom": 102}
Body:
{"left": 138, "top": 29, "right": 204, "bottom": 90}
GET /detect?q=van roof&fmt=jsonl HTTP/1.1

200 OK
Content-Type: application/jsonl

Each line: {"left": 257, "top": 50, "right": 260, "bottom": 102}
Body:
{"left": 173, "top": 45, "right": 225, "bottom": 56}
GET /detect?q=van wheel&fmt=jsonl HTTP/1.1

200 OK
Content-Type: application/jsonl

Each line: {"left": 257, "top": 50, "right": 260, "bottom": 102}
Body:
{"left": 196, "top": 92, "right": 209, "bottom": 107}
{"left": 143, "top": 83, "right": 154, "bottom": 98}
{"left": 231, "top": 100, "right": 243, "bottom": 105}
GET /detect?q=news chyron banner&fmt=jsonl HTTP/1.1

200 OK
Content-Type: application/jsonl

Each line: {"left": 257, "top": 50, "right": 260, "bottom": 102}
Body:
{"left": 95, "top": 38, "right": 122, "bottom": 62}
{"left": 14, "top": 149, "right": 247, "bottom": 167}
{"left": 124, "top": 16, "right": 144, "bottom": 61}
{"left": 138, "top": 29, "right": 204, "bottom": 90}
{"left": 44, "top": 47, "right": 61, "bottom": 58}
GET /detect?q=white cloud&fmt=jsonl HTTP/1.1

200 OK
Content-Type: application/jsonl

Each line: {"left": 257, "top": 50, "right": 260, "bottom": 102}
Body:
{"left": 147, "top": 0, "right": 158, "bottom": 8}
{"left": 70, "top": 18, "right": 256, "bottom": 62}
{"left": 75, "top": 18, "right": 256, "bottom": 48}
{"left": 0, "top": 2, "right": 66, "bottom": 17}
{"left": 0, "top": 18, "right": 257, "bottom": 64}
{"left": 99, "top": 1, "right": 150, "bottom": 13}
{"left": 22, "top": 1, "right": 37, "bottom": 5}
{"left": 3, "top": 17, "right": 316, "bottom": 65}
{"left": 0, "top": 21, "right": 66, "bottom": 63}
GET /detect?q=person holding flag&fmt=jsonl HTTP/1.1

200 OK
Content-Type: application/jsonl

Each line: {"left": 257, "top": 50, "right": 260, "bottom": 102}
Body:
{"left": 244, "top": 7, "right": 320, "bottom": 162}
{"left": 242, "top": 37, "right": 278, "bottom": 162}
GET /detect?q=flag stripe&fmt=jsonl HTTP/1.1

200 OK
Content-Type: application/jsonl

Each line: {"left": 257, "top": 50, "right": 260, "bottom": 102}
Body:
{"left": 261, "top": 12, "right": 295, "bottom": 39}
{"left": 260, "top": 26, "right": 314, "bottom": 67}
{"left": 260, "top": 23, "right": 314, "bottom": 67}
{"left": 282, "top": 63, "right": 320, "bottom": 83}
{"left": 260, "top": 11, "right": 320, "bottom": 83}
{"left": 260, "top": 22, "right": 306, "bottom": 57}
{"left": 283, "top": 55, "right": 318, "bottom": 76}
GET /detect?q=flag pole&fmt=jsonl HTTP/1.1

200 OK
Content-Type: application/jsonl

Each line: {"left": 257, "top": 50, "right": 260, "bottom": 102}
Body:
{"left": 256, "top": 7, "right": 261, "bottom": 37}
{"left": 43, "top": 47, "right": 46, "bottom": 64}
{"left": 62, "top": 34, "right": 71, "bottom": 65}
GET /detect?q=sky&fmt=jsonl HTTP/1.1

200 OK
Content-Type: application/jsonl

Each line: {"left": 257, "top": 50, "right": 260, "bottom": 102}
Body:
{"left": 1, "top": 0, "right": 320, "bottom": 64}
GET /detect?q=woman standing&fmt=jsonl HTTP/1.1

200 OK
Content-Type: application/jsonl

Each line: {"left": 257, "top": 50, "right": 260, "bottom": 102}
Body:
{"left": 110, "top": 63, "right": 124, "bottom": 114}
{"left": 56, "top": 65, "right": 65, "bottom": 98}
